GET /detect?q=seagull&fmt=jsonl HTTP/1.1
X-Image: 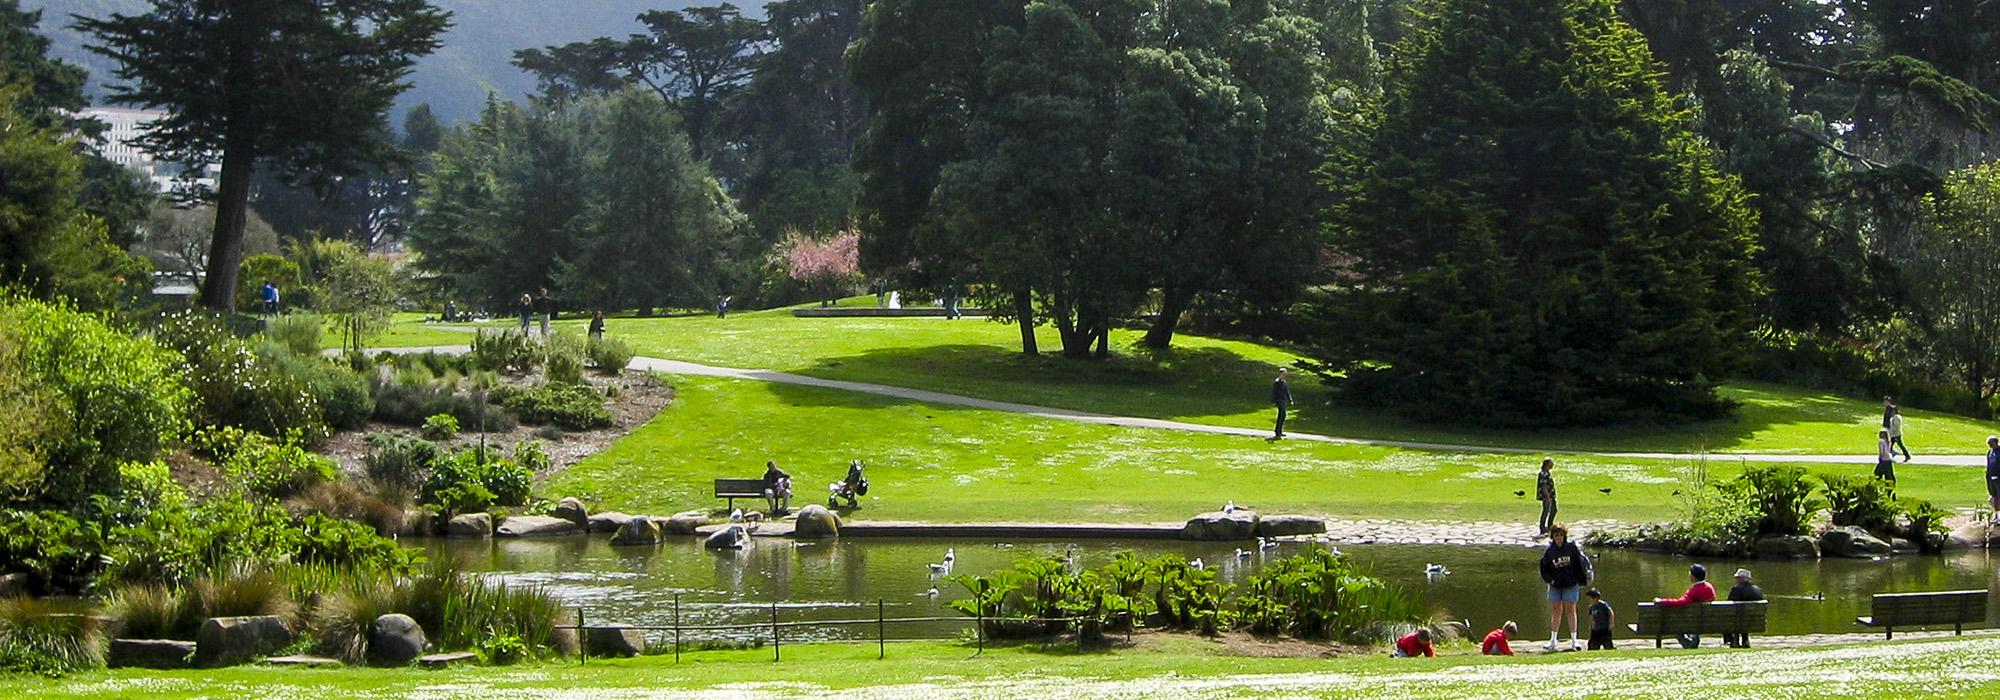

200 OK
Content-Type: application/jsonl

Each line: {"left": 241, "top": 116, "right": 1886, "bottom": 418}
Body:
{"left": 1223, "top": 501, "right": 1237, "bottom": 514}
{"left": 944, "top": 547, "right": 955, "bottom": 564}
{"left": 1191, "top": 558, "right": 1206, "bottom": 570}
{"left": 994, "top": 543, "right": 1014, "bottom": 549}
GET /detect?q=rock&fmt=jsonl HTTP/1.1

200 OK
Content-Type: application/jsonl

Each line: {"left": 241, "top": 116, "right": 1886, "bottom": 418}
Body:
{"left": 587, "top": 511, "right": 634, "bottom": 533}
{"left": 1948, "top": 522, "right": 2000, "bottom": 549}
{"left": 1820, "top": 526, "right": 1893, "bottom": 558}
{"left": 108, "top": 639, "right": 196, "bottom": 669}
{"left": 264, "top": 655, "right": 343, "bottom": 667}
{"left": 659, "top": 510, "right": 708, "bottom": 535}
{"left": 1255, "top": 515, "right": 1326, "bottom": 538}
{"left": 418, "top": 651, "right": 478, "bottom": 668}
{"left": 1180, "top": 510, "right": 1260, "bottom": 541}
{"left": 496, "top": 515, "right": 581, "bottom": 538}
{"left": 1753, "top": 534, "right": 1819, "bottom": 560}
{"left": 365, "top": 614, "right": 426, "bottom": 667}
{"left": 446, "top": 513, "right": 492, "bottom": 539}
{"left": 584, "top": 626, "right": 645, "bottom": 657}
{"left": 1890, "top": 537, "right": 1922, "bottom": 554}
{"left": 0, "top": 573, "right": 27, "bottom": 597}
{"left": 704, "top": 524, "right": 750, "bottom": 550}
{"left": 399, "top": 509, "right": 436, "bottom": 537}
{"left": 194, "top": 615, "right": 295, "bottom": 668}
{"left": 611, "top": 516, "right": 663, "bottom": 546}
{"left": 793, "top": 504, "right": 840, "bottom": 538}
{"left": 554, "top": 497, "right": 589, "bottom": 527}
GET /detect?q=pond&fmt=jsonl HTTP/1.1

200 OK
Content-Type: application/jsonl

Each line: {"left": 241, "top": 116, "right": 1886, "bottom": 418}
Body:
{"left": 417, "top": 536, "right": 2000, "bottom": 645}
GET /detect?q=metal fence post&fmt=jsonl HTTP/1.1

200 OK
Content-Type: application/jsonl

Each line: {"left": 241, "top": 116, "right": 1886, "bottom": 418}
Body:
{"left": 878, "top": 599, "right": 886, "bottom": 660}
{"left": 673, "top": 593, "right": 682, "bottom": 664}
{"left": 577, "top": 607, "right": 586, "bottom": 666}
{"left": 771, "top": 602, "right": 781, "bottom": 662}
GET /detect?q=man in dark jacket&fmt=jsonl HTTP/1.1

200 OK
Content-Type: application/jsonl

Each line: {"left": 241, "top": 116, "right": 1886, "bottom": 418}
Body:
{"left": 1536, "top": 458, "right": 1558, "bottom": 535}
{"left": 1723, "top": 568, "right": 1765, "bottom": 648}
{"left": 1538, "top": 524, "right": 1592, "bottom": 651}
{"left": 1987, "top": 436, "right": 2000, "bottom": 521}
{"left": 1271, "top": 368, "right": 1293, "bottom": 439}
{"left": 761, "top": 460, "right": 792, "bottom": 515}
{"left": 534, "top": 288, "right": 554, "bottom": 337}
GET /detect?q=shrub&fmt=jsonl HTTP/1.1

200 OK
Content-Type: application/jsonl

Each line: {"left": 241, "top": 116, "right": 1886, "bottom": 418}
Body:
{"left": 1899, "top": 498, "right": 1952, "bottom": 553}
{"left": 371, "top": 376, "right": 516, "bottom": 433}
{"left": 423, "top": 448, "right": 533, "bottom": 511}
{"left": 263, "top": 313, "right": 323, "bottom": 356}
{"left": 363, "top": 433, "right": 441, "bottom": 491}
{"left": 197, "top": 427, "right": 337, "bottom": 500}
{"left": 514, "top": 440, "right": 552, "bottom": 475}
{"left": 3, "top": 295, "right": 193, "bottom": 507}
{"left": 586, "top": 337, "right": 635, "bottom": 375}
{"left": 294, "top": 513, "right": 418, "bottom": 571}
{"left": 544, "top": 331, "right": 587, "bottom": 385}
{"left": 504, "top": 383, "right": 613, "bottom": 430}
{"left": 0, "top": 510, "right": 104, "bottom": 590}
{"left": 191, "top": 566, "right": 299, "bottom": 628}
{"left": 1821, "top": 473, "right": 1900, "bottom": 535}
{"left": 104, "top": 584, "right": 196, "bottom": 640}
{"left": 259, "top": 341, "right": 374, "bottom": 430}
{"left": 308, "top": 577, "right": 401, "bottom": 663}
{"left": 153, "top": 311, "right": 328, "bottom": 446}
{"left": 422, "top": 413, "right": 461, "bottom": 441}
{"left": 0, "top": 595, "right": 104, "bottom": 677}
{"left": 291, "top": 481, "right": 409, "bottom": 536}
{"left": 470, "top": 330, "right": 539, "bottom": 375}
{"left": 1727, "top": 465, "right": 1824, "bottom": 537}
{"left": 1236, "top": 547, "right": 1423, "bottom": 643}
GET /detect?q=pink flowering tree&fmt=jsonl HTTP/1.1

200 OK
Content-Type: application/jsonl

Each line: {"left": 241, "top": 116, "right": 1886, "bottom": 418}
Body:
{"left": 785, "top": 230, "right": 861, "bottom": 307}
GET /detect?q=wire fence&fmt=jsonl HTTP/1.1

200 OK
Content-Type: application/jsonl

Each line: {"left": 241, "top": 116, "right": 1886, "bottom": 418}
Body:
{"left": 557, "top": 595, "right": 1102, "bottom": 663}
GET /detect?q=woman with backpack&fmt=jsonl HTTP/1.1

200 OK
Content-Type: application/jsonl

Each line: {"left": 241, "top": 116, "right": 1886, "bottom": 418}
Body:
{"left": 1539, "top": 523, "right": 1593, "bottom": 651}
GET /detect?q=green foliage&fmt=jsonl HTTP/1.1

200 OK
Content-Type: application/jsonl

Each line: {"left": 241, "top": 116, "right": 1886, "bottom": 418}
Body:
{"left": 308, "top": 239, "right": 401, "bottom": 353}
{"left": 363, "top": 433, "right": 441, "bottom": 491}
{"left": 196, "top": 427, "right": 337, "bottom": 500}
{"left": 0, "top": 510, "right": 103, "bottom": 588}
{"left": 1886, "top": 161, "right": 2000, "bottom": 399}
{"left": 192, "top": 566, "right": 300, "bottom": 627}
{"left": 262, "top": 313, "right": 323, "bottom": 356}
{"left": 1820, "top": 473, "right": 1901, "bottom": 535}
{"left": 421, "top": 413, "right": 460, "bottom": 441}
{"left": 470, "top": 330, "right": 540, "bottom": 375}
{"left": 1314, "top": 0, "right": 1760, "bottom": 426}
{"left": 504, "top": 383, "right": 612, "bottom": 430}
{"left": 236, "top": 254, "right": 302, "bottom": 311}
{"left": 2, "top": 296, "right": 192, "bottom": 507}
{"left": 1236, "top": 546, "right": 1423, "bottom": 644}
{"left": 544, "top": 330, "right": 587, "bottom": 385}
{"left": 104, "top": 583, "right": 195, "bottom": 640}
{"left": 369, "top": 373, "right": 515, "bottom": 433}
{"left": 153, "top": 311, "right": 329, "bottom": 446}
{"left": 1899, "top": 498, "right": 1952, "bottom": 553}
{"left": 586, "top": 336, "right": 634, "bottom": 374}
{"left": 0, "top": 595, "right": 104, "bottom": 677}
{"left": 1725, "top": 465, "right": 1824, "bottom": 537}
{"left": 422, "top": 447, "right": 533, "bottom": 512}
{"left": 258, "top": 340, "right": 375, "bottom": 430}
{"left": 0, "top": 84, "right": 150, "bottom": 312}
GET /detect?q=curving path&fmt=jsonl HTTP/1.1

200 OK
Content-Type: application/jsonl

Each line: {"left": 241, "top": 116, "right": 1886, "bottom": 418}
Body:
{"left": 382, "top": 345, "right": 1985, "bottom": 466}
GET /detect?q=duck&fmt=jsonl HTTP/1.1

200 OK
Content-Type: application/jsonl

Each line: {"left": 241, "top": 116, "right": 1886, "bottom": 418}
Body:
{"left": 1424, "top": 563, "right": 1450, "bottom": 577}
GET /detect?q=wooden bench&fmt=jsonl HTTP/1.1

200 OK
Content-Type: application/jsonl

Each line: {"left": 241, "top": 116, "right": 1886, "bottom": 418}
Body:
{"left": 1856, "top": 590, "right": 1988, "bottom": 639}
{"left": 1627, "top": 601, "right": 1768, "bottom": 648}
{"left": 714, "top": 478, "right": 767, "bottom": 510}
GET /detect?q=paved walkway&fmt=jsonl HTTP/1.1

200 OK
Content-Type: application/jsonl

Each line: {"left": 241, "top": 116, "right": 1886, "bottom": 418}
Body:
{"left": 379, "top": 345, "right": 1984, "bottom": 466}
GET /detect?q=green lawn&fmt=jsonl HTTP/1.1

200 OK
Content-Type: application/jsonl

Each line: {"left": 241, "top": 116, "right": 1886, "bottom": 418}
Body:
{"left": 14, "top": 635, "right": 2000, "bottom": 698}
{"left": 555, "top": 310, "right": 2000, "bottom": 456}
{"left": 541, "top": 376, "right": 1990, "bottom": 524}
{"left": 314, "top": 312, "right": 477, "bottom": 350}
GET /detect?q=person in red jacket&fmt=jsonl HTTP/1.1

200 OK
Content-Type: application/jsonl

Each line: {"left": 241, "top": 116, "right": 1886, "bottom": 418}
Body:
{"left": 1654, "top": 563, "right": 1717, "bottom": 648}
{"left": 1392, "top": 628, "right": 1435, "bottom": 657}
{"left": 1481, "top": 621, "right": 1518, "bottom": 655}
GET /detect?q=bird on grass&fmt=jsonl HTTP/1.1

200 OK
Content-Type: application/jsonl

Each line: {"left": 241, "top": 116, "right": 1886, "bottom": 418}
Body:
{"left": 927, "top": 562, "right": 951, "bottom": 575}
{"left": 1223, "top": 501, "right": 1237, "bottom": 514}
{"left": 944, "top": 547, "right": 955, "bottom": 564}
{"left": 1599, "top": 487, "right": 1613, "bottom": 495}
{"left": 1424, "top": 563, "right": 1450, "bottom": 577}
{"left": 729, "top": 508, "right": 744, "bottom": 523}
{"left": 924, "top": 588, "right": 939, "bottom": 598}
{"left": 1513, "top": 490, "right": 1526, "bottom": 498}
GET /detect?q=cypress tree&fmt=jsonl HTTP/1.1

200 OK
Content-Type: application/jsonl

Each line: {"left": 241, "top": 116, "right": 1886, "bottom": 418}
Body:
{"left": 1318, "top": 0, "right": 1760, "bottom": 426}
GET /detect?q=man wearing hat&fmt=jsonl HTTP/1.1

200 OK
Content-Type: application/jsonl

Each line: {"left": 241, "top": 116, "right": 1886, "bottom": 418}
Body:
{"left": 1655, "top": 563, "right": 1717, "bottom": 648}
{"left": 1723, "top": 568, "right": 1765, "bottom": 648}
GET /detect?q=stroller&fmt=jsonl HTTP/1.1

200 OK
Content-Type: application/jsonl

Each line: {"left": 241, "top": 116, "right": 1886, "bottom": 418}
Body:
{"left": 828, "top": 459, "right": 869, "bottom": 508}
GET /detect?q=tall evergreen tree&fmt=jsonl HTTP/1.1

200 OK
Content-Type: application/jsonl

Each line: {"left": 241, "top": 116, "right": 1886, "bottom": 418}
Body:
{"left": 78, "top": 0, "right": 450, "bottom": 311}
{"left": 1318, "top": 0, "right": 1761, "bottom": 426}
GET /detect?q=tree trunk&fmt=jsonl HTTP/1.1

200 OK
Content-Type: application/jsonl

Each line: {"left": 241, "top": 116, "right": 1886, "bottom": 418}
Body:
{"left": 1092, "top": 317, "right": 1109, "bottom": 359}
{"left": 1054, "top": 304, "right": 1091, "bottom": 359}
{"left": 1143, "top": 286, "right": 1195, "bottom": 349}
{"left": 197, "top": 146, "right": 257, "bottom": 311}
{"left": 1013, "top": 289, "right": 1038, "bottom": 355}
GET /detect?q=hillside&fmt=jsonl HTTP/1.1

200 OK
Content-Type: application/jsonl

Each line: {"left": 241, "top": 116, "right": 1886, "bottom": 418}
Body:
{"left": 23, "top": 0, "right": 717, "bottom": 122}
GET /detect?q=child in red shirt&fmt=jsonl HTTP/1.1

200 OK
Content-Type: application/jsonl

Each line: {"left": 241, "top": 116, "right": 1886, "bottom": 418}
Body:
{"left": 1481, "top": 621, "right": 1518, "bottom": 655}
{"left": 1393, "top": 628, "right": 1435, "bottom": 657}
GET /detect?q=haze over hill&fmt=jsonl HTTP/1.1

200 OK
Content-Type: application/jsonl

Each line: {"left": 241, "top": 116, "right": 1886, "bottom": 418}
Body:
{"left": 24, "top": 0, "right": 716, "bottom": 123}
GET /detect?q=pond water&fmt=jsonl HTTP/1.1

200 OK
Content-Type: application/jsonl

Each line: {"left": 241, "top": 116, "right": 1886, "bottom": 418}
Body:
{"left": 416, "top": 536, "right": 2000, "bottom": 644}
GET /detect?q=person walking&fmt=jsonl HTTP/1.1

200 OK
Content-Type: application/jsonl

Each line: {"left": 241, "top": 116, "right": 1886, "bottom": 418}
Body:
{"left": 260, "top": 280, "right": 280, "bottom": 315}
{"left": 1887, "top": 405, "right": 1911, "bottom": 462}
{"left": 717, "top": 294, "right": 731, "bottom": 318}
{"left": 1987, "top": 436, "right": 2000, "bottom": 522}
{"left": 1584, "top": 588, "right": 1615, "bottom": 650}
{"left": 1271, "top": 368, "right": 1293, "bottom": 439}
{"left": 1876, "top": 429, "right": 1897, "bottom": 486}
{"left": 1536, "top": 458, "right": 1558, "bottom": 535}
{"left": 588, "top": 311, "right": 605, "bottom": 342}
{"left": 517, "top": 292, "right": 534, "bottom": 335}
{"left": 1722, "top": 568, "right": 1765, "bottom": 648}
{"left": 1654, "top": 564, "right": 1717, "bottom": 648}
{"left": 534, "top": 288, "right": 554, "bottom": 337}
{"left": 1538, "top": 524, "right": 1592, "bottom": 652}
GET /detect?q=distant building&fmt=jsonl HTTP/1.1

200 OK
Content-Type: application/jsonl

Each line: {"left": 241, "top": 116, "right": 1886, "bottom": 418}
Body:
{"left": 76, "top": 106, "right": 216, "bottom": 193}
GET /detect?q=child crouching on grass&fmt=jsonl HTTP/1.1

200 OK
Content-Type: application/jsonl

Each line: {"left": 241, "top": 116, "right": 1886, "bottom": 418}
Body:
{"left": 1586, "top": 588, "right": 1615, "bottom": 650}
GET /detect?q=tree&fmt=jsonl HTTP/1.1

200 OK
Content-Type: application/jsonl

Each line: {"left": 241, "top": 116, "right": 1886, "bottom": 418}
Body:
{"left": 782, "top": 230, "right": 860, "bottom": 307}
{"left": 309, "top": 240, "right": 399, "bottom": 354}
{"left": 734, "top": 0, "right": 867, "bottom": 240}
{"left": 138, "top": 201, "right": 279, "bottom": 276}
{"left": 1316, "top": 0, "right": 1761, "bottom": 426}
{"left": 0, "top": 84, "right": 149, "bottom": 310}
{"left": 1894, "top": 161, "right": 2000, "bottom": 398}
{"left": 79, "top": 0, "right": 450, "bottom": 311}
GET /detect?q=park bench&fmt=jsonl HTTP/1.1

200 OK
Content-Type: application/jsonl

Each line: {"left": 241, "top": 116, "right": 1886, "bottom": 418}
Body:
{"left": 1856, "top": 590, "right": 1988, "bottom": 639}
{"left": 714, "top": 478, "right": 767, "bottom": 510}
{"left": 1627, "top": 600, "right": 1768, "bottom": 648}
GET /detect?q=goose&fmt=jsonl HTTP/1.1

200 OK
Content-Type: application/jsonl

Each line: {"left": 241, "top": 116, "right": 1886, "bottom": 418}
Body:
{"left": 1259, "top": 537, "right": 1279, "bottom": 551}
{"left": 1057, "top": 546, "right": 1076, "bottom": 564}
{"left": 1235, "top": 548, "right": 1252, "bottom": 559}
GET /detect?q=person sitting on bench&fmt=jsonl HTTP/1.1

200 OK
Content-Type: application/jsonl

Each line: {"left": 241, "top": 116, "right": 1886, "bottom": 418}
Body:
{"left": 1653, "top": 563, "right": 1716, "bottom": 648}
{"left": 762, "top": 460, "right": 792, "bottom": 515}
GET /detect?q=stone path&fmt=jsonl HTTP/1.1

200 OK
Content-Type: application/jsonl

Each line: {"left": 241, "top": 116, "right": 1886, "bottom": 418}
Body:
{"left": 375, "top": 345, "right": 1985, "bottom": 466}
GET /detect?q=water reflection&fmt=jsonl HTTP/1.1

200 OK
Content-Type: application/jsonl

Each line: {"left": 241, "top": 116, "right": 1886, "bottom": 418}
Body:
{"left": 415, "top": 537, "right": 1998, "bottom": 643}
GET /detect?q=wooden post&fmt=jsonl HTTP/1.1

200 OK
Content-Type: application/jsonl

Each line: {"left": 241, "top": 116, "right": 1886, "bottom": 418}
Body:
{"left": 674, "top": 593, "right": 682, "bottom": 664}
{"left": 577, "top": 607, "right": 586, "bottom": 665}
{"left": 878, "top": 599, "right": 886, "bottom": 660}
{"left": 772, "top": 602, "right": 781, "bottom": 662}
{"left": 976, "top": 606, "right": 985, "bottom": 656}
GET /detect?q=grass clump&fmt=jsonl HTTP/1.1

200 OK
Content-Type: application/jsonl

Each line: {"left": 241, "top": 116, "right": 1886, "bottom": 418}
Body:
{"left": 103, "top": 584, "right": 196, "bottom": 640}
{"left": 0, "top": 596, "right": 104, "bottom": 677}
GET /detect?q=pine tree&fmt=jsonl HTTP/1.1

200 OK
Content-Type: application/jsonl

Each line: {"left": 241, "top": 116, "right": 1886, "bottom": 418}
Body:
{"left": 1318, "top": 0, "right": 1761, "bottom": 426}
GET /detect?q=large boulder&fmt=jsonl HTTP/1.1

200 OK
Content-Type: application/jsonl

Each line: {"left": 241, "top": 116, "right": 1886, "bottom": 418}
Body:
{"left": 1255, "top": 515, "right": 1326, "bottom": 538}
{"left": 109, "top": 639, "right": 196, "bottom": 669}
{"left": 583, "top": 626, "right": 645, "bottom": 658}
{"left": 587, "top": 511, "right": 634, "bottom": 534}
{"left": 399, "top": 509, "right": 436, "bottom": 537}
{"left": 658, "top": 510, "right": 708, "bottom": 536}
{"left": 1820, "top": 526, "right": 1893, "bottom": 558}
{"left": 794, "top": 504, "right": 840, "bottom": 539}
{"left": 496, "top": 515, "right": 581, "bottom": 538}
{"left": 1948, "top": 522, "right": 2000, "bottom": 550}
{"left": 611, "top": 516, "right": 663, "bottom": 546}
{"left": 1753, "top": 534, "right": 1819, "bottom": 560}
{"left": 365, "top": 614, "right": 427, "bottom": 667}
{"left": 1180, "top": 510, "right": 1260, "bottom": 541}
{"left": 446, "top": 513, "right": 492, "bottom": 539}
{"left": 554, "top": 497, "right": 589, "bottom": 528}
{"left": 194, "top": 615, "right": 295, "bottom": 668}
{"left": 705, "top": 524, "right": 750, "bottom": 550}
